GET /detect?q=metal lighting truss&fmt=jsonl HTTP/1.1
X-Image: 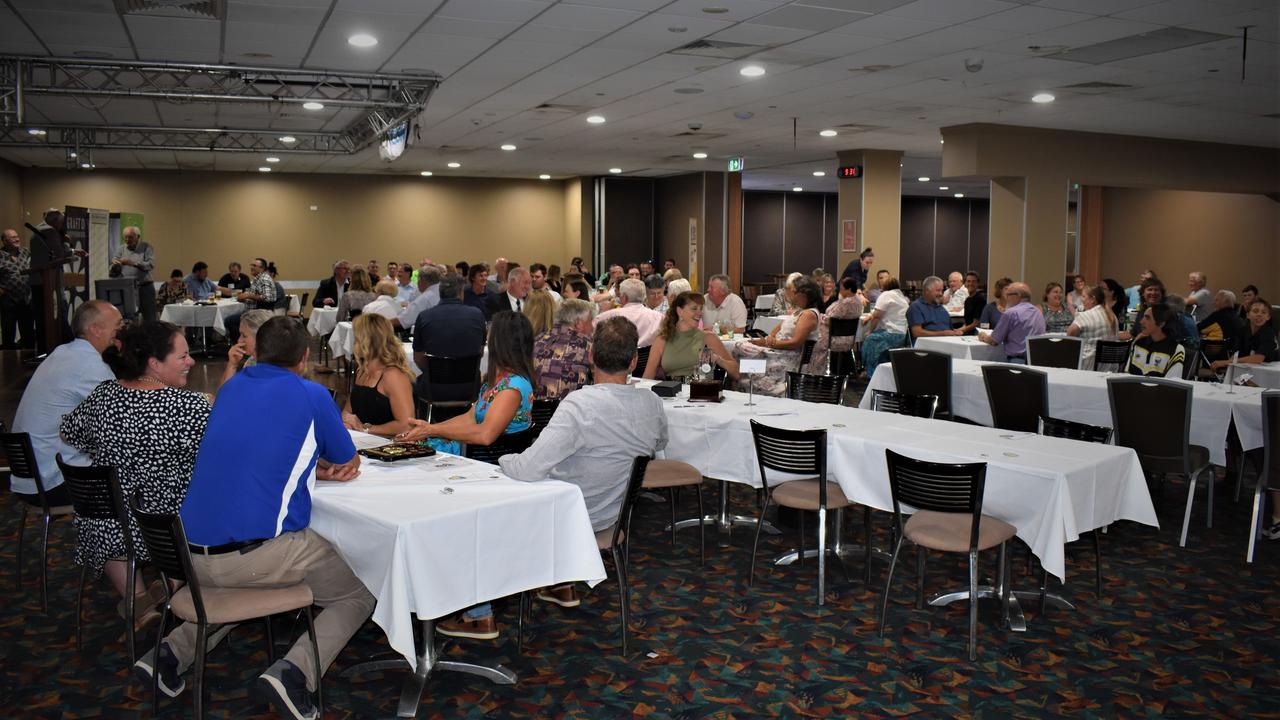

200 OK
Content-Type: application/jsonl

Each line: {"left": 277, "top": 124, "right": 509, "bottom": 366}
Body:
{"left": 0, "top": 55, "right": 440, "bottom": 155}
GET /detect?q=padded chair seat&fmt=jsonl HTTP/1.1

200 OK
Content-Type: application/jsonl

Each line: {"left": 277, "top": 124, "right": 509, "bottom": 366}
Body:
{"left": 596, "top": 526, "right": 624, "bottom": 550}
{"left": 170, "top": 583, "right": 314, "bottom": 625}
{"left": 904, "top": 510, "right": 1016, "bottom": 553}
{"left": 50, "top": 504, "right": 74, "bottom": 516}
{"left": 770, "top": 479, "right": 852, "bottom": 510}
{"left": 642, "top": 459, "right": 702, "bottom": 489}
{"left": 1140, "top": 445, "right": 1211, "bottom": 477}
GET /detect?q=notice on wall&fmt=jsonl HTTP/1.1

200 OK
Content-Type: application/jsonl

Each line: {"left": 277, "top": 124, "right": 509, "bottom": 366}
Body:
{"left": 687, "top": 217, "right": 698, "bottom": 291}
{"left": 841, "top": 219, "right": 857, "bottom": 253}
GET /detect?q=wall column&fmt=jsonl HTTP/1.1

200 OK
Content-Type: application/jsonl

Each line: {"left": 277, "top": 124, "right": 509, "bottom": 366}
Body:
{"left": 987, "top": 177, "right": 1024, "bottom": 283}
{"left": 836, "top": 149, "right": 902, "bottom": 280}
{"left": 1078, "top": 185, "right": 1103, "bottom": 284}
{"left": 726, "top": 170, "right": 742, "bottom": 289}
{"left": 986, "top": 174, "right": 1070, "bottom": 291}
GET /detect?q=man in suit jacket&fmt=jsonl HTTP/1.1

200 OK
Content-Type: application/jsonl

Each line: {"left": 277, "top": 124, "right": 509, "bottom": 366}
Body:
{"left": 485, "top": 266, "right": 531, "bottom": 318}
{"left": 313, "top": 260, "right": 350, "bottom": 308}
{"left": 414, "top": 273, "right": 486, "bottom": 402}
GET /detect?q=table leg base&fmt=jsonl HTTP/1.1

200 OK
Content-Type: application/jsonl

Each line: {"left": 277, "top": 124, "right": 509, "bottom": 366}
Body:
{"left": 343, "top": 619, "right": 518, "bottom": 718}
{"left": 1012, "top": 589, "right": 1075, "bottom": 612}
{"left": 928, "top": 586, "right": 1028, "bottom": 632}
{"left": 773, "top": 545, "right": 891, "bottom": 566}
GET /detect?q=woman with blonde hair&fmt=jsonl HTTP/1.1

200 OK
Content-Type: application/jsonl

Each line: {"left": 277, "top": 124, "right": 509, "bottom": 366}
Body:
{"left": 523, "top": 289, "right": 556, "bottom": 336}
{"left": 336, "top": 266, "right": 377, "bottom": 321}
{"left": 342, "top": 313, "right": 414, "bottom": 437}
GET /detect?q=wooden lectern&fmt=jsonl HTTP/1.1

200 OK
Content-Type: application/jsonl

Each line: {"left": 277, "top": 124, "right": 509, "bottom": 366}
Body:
{"left": 26, "top": 224, "right": 73, "bottom": 356}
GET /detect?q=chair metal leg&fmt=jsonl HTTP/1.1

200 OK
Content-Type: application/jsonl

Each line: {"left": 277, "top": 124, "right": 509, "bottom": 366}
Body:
{"left": 1247, "top": 485, "right": 1264, "bottom": 563}
{"left": 39, "top": 512, "right": 51, "bottom": 613}
{"left": 668, "top": 488, "right": 678, "bottom": 547}
{"left": 152, "top": 605, "right": 169, "bottom": 716}
{"left": 796, "top": 508, "right": 806, "bottom": 568}
{"left": 695, "top": 483, "right": 705, "bottom": 566}
{"left": 914, "top": 547, "right": 926, "bottom": 610}
{"left": 1093, "top": 530, "right": 1104, "bottom": 599}
{"left": 263, "top": 616, "right": 276, "bottom": 664}
{"left": 16, "top": 504, "right": 28, "bottom": 593}
{"left": 878, "top": 536, "right": 904, "bottom": 637}
{"left": 516, "top": 591, "right": 528, "bottom": 654}
{"left": 999, "top": 543, "right": 1011, "bottom": 629}
{"left": 863, "top": 506, "right": 873, "bottom": 586}
{"left": 816, "top": 506, "right": 827, "bottom": 607}
{"left": 76, "top": 564, "right": 87, "bottom": 651}
{"left": 967, "top": 550, "right": 978, "bottom": 662}
{"left": 1039, "top": 566, "right": 1050, "bottom": 615}
{"left": 1234, "top": 455, "right": 1246, "bottom": 503}
{"left": 746, "top": 495, "right": 772, "bottom": 591}
{"left": 610, "top": 546, "right": 629, "bottom": 656}
{"left": 1179, "top": 471, "right": 1198, "bottom": 547}
{"left": 124, "top": 558, "right": 136, "bottom": 662}
{"left": 1206, "top": 466, "right": 1215, "bottom": 529}
{"left": 307, "top": 606, "right": 323, "bottom": 720}
{"left": 193, "top": 622, "right": 207, "bottom": 720}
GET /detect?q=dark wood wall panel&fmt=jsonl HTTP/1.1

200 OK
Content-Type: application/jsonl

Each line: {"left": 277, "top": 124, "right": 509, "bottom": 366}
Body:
{"left": 900, "top": 196, "right": 935, "bottom": 283}
{"left": 969, "top": 202, "right": 990, "bottom": 281}
{"left": 824, "top": 196, "right": 839, "bottom": 276}
{"left": 784, "top": 193, "right": 825, "bottom": 275}
{"left": 603, "top": 178, "right": 653, "bottom": 267}
{"left": 743, "top": 192, "right": 784, "bottom": 284}
{"left": 704, "top": 172, "right": 725, "bottom": 280}
{"left": 934, "top": 197, "right": 971, "bottom": 278}
{"left": 655, "top": 173, "right": 705, "bottom": 275}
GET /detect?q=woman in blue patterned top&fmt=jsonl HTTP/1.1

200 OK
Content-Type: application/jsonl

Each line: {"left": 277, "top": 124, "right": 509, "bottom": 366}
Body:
{"left": 397, "top": 310, "right": 535, "bottom": 456}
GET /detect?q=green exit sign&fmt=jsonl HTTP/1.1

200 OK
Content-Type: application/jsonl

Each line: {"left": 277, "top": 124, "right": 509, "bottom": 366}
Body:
{"left": 727, "top": 157, "right": 744, "bottom": 172}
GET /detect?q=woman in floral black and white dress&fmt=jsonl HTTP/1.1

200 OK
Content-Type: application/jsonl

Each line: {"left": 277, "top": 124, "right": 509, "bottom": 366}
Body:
{"left": 60, "top": 321, "right": 211, "bottom": 615}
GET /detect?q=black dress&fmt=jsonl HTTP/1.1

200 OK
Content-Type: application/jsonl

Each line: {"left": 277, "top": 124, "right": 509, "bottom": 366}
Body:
{"left": 350, "top": 371, "right": 395, "bottom": 426}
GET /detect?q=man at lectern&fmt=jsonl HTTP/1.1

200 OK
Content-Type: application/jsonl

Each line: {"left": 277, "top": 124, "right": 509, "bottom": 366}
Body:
{"left": 28, "top": 209, "right": 83, "bottom": 354}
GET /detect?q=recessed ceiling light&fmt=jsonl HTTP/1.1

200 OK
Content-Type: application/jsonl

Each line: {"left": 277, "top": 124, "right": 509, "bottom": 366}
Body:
{"left": 739, "top": 65, "right": 765, "bottom": 78}
{"left": 586, "top": 115, "right": 606, "bottom": 124}
{"left": 792, "top": 187, "right": 803, "bottom": 192}
{"left": 813, "top": 171, "right": 825, "bottom": 177}
{"left": 954, "top": 193, "right": 965, "bottom": 198}
{"left": 539, "top": 174, "right": 551, "bottom": 180}
{"left": 420, "top": 171, "right": 433, "bottom": 177}
{"left": 447, "top": 162, "right": 461, "bottom": 168}
{"left": 347, "top": 33, "right": 378, "bottom": 48}
{"left": 265, "top": 156, "right": 280, "bottom": 163}
{"left": 27, "top": 128, "right": 46, "bottom": 136}
{"left": 819, "top": 129, "right": 837, "bottom": 137}
{"left": 280, "top": 136, "right": 297, "bottom": 143}
{"left": 500, "top": 143, "right": 517, "bottom": 151}
{"left": 939, "top": 186, "right": 949, "bottom": 190}
{"left": 1031, "top": 92, "right": 1055, "bottom": 103}
{"left": 940, "top": 138, "right": 945, "bottom": 144}
{"left": 608, "top": 168, "right": 622, "bottom": 174}
{"left": 258, "top": 167, "right": 271, "bottom": 172}
{"left": 692, "top": 152, "right": 708, "bottom": 159}
{"left": 69, "top": 152, "right": 77, "bottom": 158}
{"left": 80, "top": 162, "right": 92, "bottom": 169}
{"left": 302, "top": 101, "right": 324, "bottom": 111}
{"left": 918, "top": 176, "right": 930, "bottom": 182}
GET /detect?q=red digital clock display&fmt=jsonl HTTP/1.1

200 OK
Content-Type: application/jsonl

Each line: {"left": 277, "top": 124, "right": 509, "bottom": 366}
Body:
{"left": 838, "top": 165, "right": 863, "bottom": 178}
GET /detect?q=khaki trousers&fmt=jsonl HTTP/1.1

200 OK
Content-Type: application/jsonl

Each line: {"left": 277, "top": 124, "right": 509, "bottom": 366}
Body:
{"left": 164, "top": 528, "right": 375, "bottom": 690}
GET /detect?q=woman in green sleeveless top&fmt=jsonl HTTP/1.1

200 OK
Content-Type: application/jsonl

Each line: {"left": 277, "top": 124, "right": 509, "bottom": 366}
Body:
{"left": 642, "top": 291, "right": 739, "bottom": 381}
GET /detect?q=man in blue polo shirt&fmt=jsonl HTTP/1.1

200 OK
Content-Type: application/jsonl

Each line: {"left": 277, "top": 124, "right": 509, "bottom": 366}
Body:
{"left": 907, "top": 275, "right": 962, "bottom": 341}
{"left": 134, "top": 317, "right": 372, "bottom": 720}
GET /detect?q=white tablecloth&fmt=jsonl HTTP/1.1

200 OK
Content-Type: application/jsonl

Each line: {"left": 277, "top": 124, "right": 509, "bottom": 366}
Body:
{"left": 1234, "top": 362, "right": 1280, "bottom": 390}
{"left": 752, "top": 315, "right": 784, "bottom": 334}
{"left": 914, "top": 335, "right": 1007, "bottom": 362}
{"left": 310, "top": 432, "right": 607, "bottom": 669}
{"left": 307, "top": 306, "right": 338, "bottom": 337}
{"left": 159, "top": 300, "right": 245, "bottom": 336}
{"left": 753, "top": 293, "right": 775, "bottom": 311}
{"left": 861, "top": 358, "right": 1266, "bottom": 465}
{"left": 641, "top": 381, "right": 1157, "bottom": 581}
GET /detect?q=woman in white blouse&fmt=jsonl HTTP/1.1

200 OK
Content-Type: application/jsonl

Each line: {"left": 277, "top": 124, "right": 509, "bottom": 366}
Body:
{"left": 1067, "top": 285, "right": 1117, "bottom": 370}
{"left": 859, "top": 275, "right": 910, "bottom": 378}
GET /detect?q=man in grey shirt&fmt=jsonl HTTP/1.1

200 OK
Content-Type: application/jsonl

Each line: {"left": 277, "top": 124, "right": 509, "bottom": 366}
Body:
{"left": 500, "top": 315, "right": 668, "bottom": 605}
{"left": 109, "top": 225, "right": 157, "bottom": 321}
{"left": 395, "top": 264, "right": 442, "bottom": 329}
{"left": 1184, "top": 271, "right": 1213, "bottom": 323}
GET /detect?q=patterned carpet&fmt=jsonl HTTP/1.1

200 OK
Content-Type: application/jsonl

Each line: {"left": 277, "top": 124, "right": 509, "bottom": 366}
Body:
{"left": 1, "top": 472, "right": 1278, "bottom": 718}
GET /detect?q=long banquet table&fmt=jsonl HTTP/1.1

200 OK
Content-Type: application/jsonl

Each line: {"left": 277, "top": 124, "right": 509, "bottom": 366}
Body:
{"left": 159, "top": 299, "right": 245, "bottom": 335}
{"left": 913, "top": 335, "right": 1007, "bottom": 362}
{"left": 861, "top": 358, "right": 1266, "bottom": 465}
{"left": 641, "top": 380, "right": 1158, "bottom": 583}
{"left": 310, "top": 432, "right": 606, "bottom": 715}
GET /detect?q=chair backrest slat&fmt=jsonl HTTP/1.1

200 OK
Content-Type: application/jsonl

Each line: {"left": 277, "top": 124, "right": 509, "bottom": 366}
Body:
{"left": 1263, "top": 391, "right": 1279, "bottom": 492}
{"left": 1027, "top": 335, "right": 1083, "bottom": 370}
{"left": 785, "top": 371, "right": 846, "bottom": 405}
{"left": 1038, "top": 415, "right": 1113, "bottom": 444}
{"left": 870, "top": 389, "right": 938, "bottom": 419}
{"left": 0, "top": 432, "right": 41, "bottom": 485}
{"left": 465, "top": 428, "right": 535, "bottom": 465}
{"left": 885, "top": 450, "right": 988, "bottom": 540}
{"left": 633, "top": 346, "right": 651, "bottom": 379}
{"left": 1107, "top": 377, "right": 1191, "bottom": 465}
{"left": 610, "top": 456, "right": 652, "bottom": 548}
{"left": 129, "top": 491, "right": 206, "bottom": 620}
{"left": 1093, "top": 339, "right": 1132, "bottom": 370}
{"left": 981, "top": 365, "right": 1048, "bottom": 433}
{"left": 749, "top": 421, "right": 824, "bottom": 490}
{"left": 57, "top": 455, "right": 135, "bottom": 560}
{"left": 827, "top": 317, "right": 859, "bottom": 338}
{"left": 889, "top": 349, "right": 951, "bottom": 416}
{"left": 423, "top": 354, "right": 482, "bottom": 387}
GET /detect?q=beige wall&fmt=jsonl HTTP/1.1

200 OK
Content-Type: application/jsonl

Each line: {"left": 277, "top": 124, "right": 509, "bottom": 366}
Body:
{"left": 19, "top": 168, "right": 575, "bottom": 280}
{"left": 837, "top": 149, "right": 903, "bottom": 281}
{"left": 0, "top": 158, "right": 21, "bottom": 235}
{"left": 1101, "top": 188, "right": 1280, "bottom": 300}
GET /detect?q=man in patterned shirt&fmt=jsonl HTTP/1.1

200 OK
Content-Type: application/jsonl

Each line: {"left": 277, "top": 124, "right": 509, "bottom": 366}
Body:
{"left": 236, "top": 257, "right": 277, "bottom": 309}
{"left": 532, "top": 298, "right": 594, "bottom": 400}
{"left": 0, "top": 227, "right": 33, "bottom": 349}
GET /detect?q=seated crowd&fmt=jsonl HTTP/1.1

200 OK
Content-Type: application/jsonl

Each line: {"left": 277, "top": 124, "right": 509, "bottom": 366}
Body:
{"left": 7, "top": 249, "right": 1277, "bottom": 718}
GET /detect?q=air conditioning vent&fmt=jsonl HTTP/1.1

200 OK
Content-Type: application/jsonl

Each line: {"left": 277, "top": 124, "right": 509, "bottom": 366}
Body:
{"left": 114, "top": 0, "right": 224, "bottom": 19}
{"left": 1060, "top": 81, "right": 1134, "bottom": 89}
{"left": 834, "top": 123, "right": 885, "bottom": 133}
{"left": 670, "top": 130, "right": 726, "bottom": 139}
{"left": 670, "top": 39, "right": 761, "bottom": 60}
{"left": 533, "top": 103, "right": 592, "bottom": 114}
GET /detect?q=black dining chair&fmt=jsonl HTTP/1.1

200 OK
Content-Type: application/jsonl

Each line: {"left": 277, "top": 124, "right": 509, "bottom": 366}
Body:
{"left": 1246, "top": 391, "right": 1279, "bottom": 563}
{"left": 798, "top": 339, "right": 817, "bottom": 370}
{"left": 981, "top": 365, "right": 1048, "bottom": 433}
{"left": 415, "top": 354, "right": 482, "bottom": 422}
{"left": 1196, "top": 339, "right": 1233, "bottom": 381}
{"left": 633, "top": 345, "right": 652, "bottom": 378}
{"left": 3, "top": 433, "right": 74, "bottom": 612}
{"left": 1092, "top": 339, "right": 1132, "bottom": 371}
{"left": 530, "top": 398, "right": 560, "bottom": 439}
{"left": 889, "top": 348, "right": 952, "bottom": 419}
{"left": 826, "top": 317, "right": 860, "bottom": 376}
{"left": 1037, "top": 416, "right": 1113, "bottom": 608}
{"left": 1027, "top": 335, "right": 1083, "bottom": 370}
{"left": 785, "top": 371, "right": 846, "bottom": 405}
{"left": 870, "top": 389, "right": 938, "bottom": 419}
{"left": 880, "top": 450, "right": 1013, "bottom": 661}
{"left": 747, "top": 421, "right": 862, "bottom": 607}
{"left": 1107, "top": 377, "right": 1212, "bottom": 547}
{"left": 130, "top": 494, "right": 321, "bottom": 719}
{"left": 55, "top": 455, "right": 138, "bottom": 659}
{"left": 464, "top": 428, "right": 536, "bottom": 465}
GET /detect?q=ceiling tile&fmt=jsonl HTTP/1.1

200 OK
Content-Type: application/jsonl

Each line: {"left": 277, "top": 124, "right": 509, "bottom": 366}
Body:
{"left": 752, "top": 4, "right": 872, "bottom": 31}
{"left": 124, "top": 15, "right": 221, "bottom": 53}
{"left": 20, "top": 9, "right": 132, "bottom": 47}
{"left": 385, "top": 33, "right": 497, "bottom": 75}
{"left": 883, "top": 0, "right": 1018, "bottom": 24}
{"left": 707, "top": 23, "right": 815, "bottom": 45}
{"left": 593, "top": 12, "right": 733, "bottom": 51}
{"left": 420, "top": 15, "right": 522, "bottom": 39}
{"left": 227, "top": 1, "right": 329, "bottom": 26}
{"left": 1033, "top": 0, "right": 1165, "bottom": 15}
{"left": 436, "top": 0, "right": 550, "bottom": 24}
{"left": 966, "top": 5, "right": 1094, "bottom": 33}
{"left": 659, "top": 0, "right": 789, "bottom": 21}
